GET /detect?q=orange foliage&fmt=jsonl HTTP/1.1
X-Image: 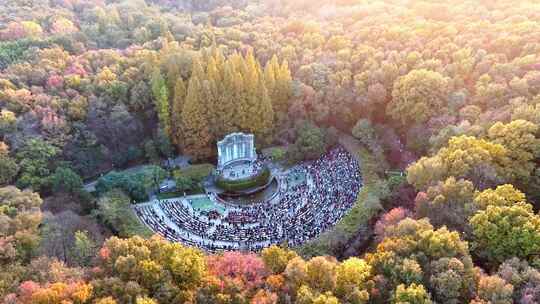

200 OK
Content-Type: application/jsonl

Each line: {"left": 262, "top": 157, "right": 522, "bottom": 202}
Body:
{"left": 206, "top": 252, "right": 269, "bottom": 290}
{"left": 15, "top": 281, "right": 92, "bottom": 304}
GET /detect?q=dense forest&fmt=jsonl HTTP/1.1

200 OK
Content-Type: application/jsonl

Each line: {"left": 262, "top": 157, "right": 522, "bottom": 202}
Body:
{"left": 1, "top": 0, "right": 540, "bottom": 303}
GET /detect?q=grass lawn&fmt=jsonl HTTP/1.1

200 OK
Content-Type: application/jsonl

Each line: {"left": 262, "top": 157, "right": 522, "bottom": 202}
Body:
{"left": 156, "top": 188, "right": 205, "bottom": 200}
{"left": 189, "top": 196, "right": 226, "bottom": 214}
{"left": 156, "top": 191, "right": 184, "bottom": 200}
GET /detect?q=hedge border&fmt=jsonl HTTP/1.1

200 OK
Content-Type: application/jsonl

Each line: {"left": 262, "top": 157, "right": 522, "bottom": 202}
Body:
{"left": 216, "top": 167, "right": 271, "bottom": 192}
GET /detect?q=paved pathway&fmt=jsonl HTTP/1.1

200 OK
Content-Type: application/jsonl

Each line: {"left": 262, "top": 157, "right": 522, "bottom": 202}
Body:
{"left": 83, "top": 180, "right": 97, "bottom": 192}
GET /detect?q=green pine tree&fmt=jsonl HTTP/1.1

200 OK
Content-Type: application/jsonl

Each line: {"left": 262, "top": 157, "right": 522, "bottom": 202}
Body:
{"left": 273, "top": 59, "right": 293, "bottom": 114}
{"left": 181, "top": 76, "right": 212, "bottom": 159}
{"left": 171, "top": 78, "right": 187, "bottom": 149}
{"left": 151, "top": 69, "right": 171, "bottom": 138}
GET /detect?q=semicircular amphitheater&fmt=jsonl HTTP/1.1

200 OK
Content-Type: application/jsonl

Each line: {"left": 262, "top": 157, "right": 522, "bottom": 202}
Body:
{"left": 134, "top": 132, "right": 362, "bottom": 252}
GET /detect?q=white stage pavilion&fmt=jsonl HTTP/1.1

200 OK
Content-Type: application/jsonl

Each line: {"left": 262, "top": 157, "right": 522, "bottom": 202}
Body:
{"left": 216, "top": 132, "right": 258, "bottom": 181}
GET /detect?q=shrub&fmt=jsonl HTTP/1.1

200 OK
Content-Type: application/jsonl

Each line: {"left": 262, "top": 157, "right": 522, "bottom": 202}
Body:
{"left": 175, "top": 164, "right": 214, "bottom": 180}
{"left": 173, "top": 164, "right": 215, "bottom": 193}
{"left": 263, "top": 146, "right": 286, "bottom": 161}
{"left": 97, "top": 190, "right": 152, "bottom": 237}
{"left": 95, "top": 165, "right": 166, "bottom": 202}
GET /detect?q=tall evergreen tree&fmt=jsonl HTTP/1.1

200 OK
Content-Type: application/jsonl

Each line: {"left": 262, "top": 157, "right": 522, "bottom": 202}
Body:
{"left": 273, "top": 59, "right": 293, "bottom": 114}
{"left": 255, "top": 76, "right": 275, "bottom": 143}
{"left": 181, "top": 76, "right": 212, "bottom": 159}
{"left": 171, "top": 78, "right": 186, "bottom": 149}
{"left": 213, "top": 59, "right": 236, "bottom": 138}
{"left": 201, "top": 78, "right": 219, "bottom": 141}
{"left": 167, "top": 50, "right": 290, "bottom": 157}
{"left": 232, "top": 51, "right": 275, "bottom": 142}
{"left": 151, "top": 69, "right": 171, "bottom": 138}
{"left": 204, "top": 57, "right": 221, "bottom": 139}
{"left": 264, "top": 58, "right": 277, "bottom": 97}
{"left": 191, "top": 58, "right": 206, "bottom": 82}
{"left": 232, "top": 70, "right": 247, "bottom": 130}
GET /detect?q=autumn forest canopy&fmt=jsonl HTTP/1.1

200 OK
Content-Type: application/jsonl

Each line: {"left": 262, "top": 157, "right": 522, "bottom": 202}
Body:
{"left": 2, "top": 0, "right": 540, "bottom": 303}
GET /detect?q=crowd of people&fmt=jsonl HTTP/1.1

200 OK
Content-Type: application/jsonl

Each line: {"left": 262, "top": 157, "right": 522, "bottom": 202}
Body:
{"left": 134, "top": 146, "right": 362, "bottom": 251}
